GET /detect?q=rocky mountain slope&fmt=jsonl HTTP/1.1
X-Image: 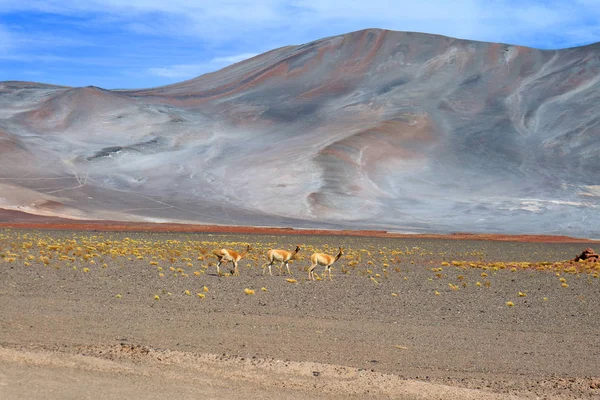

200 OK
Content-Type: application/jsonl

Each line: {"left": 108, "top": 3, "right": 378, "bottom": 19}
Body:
{"left": 1, "top": 29, "right": 599, "bottom": 236}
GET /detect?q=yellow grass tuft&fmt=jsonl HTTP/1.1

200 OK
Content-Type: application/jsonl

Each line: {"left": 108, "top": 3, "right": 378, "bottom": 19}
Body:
{"left": 506, "top": 301, "right": 514, "bottom": 307}
{"left": 286, "top": 278, "right": 297, "bottom": 283}
{"left": 244, "top": 288, "right": 255, "bottom": 295}
{"left": 196, "top": 293, "right": 205, "bottom": 298}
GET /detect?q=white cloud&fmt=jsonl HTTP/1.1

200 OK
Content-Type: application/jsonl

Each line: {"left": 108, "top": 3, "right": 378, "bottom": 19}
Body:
{"left": 147, "top": 64, "right": 202, "bottom": 79}
{"left": 0, "top": 24, "right": 12, "bottom": 54}
{"left": 0, "top": 1, "right": 282, "bottom": 23}
{"left": 147, "top": 52, "right": 259, "bottom": 79}
{"left": 0, "top": 22, "right": 91, "bottom": 59}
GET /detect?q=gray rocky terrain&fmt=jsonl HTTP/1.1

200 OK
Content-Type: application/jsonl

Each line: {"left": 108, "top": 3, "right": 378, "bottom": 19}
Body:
{"left": 1, "top": 29, "right": 599, "bottom": 237}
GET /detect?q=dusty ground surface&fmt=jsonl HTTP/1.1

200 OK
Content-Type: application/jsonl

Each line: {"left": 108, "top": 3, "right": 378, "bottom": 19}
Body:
{"left": 0, "top": 229, "right": 599, "bottom": 399}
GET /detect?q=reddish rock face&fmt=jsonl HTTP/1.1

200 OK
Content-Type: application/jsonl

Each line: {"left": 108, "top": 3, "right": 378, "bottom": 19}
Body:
{"left": 0, "top": 29, "right": 599, "bottom": 237}
{"left": 573, "top": 248, "right": 600, "bottom": 261}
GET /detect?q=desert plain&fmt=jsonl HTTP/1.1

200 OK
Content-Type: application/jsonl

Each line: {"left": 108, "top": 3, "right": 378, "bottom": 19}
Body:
{"left": 0, "top": 226, "right": 599, "bottom": 399}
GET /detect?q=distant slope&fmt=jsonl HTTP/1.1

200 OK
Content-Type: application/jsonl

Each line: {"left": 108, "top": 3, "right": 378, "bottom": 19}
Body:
{"left": 0, "top": 29, "right": 599, "bottom": 237}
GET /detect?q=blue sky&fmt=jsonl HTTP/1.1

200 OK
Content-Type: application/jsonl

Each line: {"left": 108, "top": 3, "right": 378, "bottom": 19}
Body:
{"left": 1, "top": 0, "right": 599, "bottom": 89}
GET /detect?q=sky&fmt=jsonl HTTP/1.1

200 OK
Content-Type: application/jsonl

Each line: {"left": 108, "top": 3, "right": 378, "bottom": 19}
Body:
{"left": 1, "top": 0, "right": 599, "bottom": 89}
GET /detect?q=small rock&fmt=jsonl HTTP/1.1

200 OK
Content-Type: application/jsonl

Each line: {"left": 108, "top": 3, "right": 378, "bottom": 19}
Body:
{"left": 573, "top": 248, "right": 599, "bottom": 262}
{"left": 590, "top": 379, "right": 600, "bottom": 389}
{"left": 312, "top": 371, "right": 320, "bottom": 377}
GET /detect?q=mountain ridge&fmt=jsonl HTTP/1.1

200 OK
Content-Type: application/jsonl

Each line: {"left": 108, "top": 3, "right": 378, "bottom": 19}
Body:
{"left": 1, "top": 28, "right": 599, "bottom": 237}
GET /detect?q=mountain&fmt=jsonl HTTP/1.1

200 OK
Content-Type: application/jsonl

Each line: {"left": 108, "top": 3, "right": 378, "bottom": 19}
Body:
{"left": 1, "top": 29, "right": 599, "bottom": 237}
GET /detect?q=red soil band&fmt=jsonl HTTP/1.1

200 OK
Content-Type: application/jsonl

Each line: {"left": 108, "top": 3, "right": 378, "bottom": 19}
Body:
{"left": 0, "top": 209, "right": 595, "bottom": 243}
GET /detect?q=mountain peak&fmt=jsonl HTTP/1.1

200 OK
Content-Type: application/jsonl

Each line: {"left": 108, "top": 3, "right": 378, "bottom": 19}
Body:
{"left": 0, "top": 29, "right": 599, "bottom": 237}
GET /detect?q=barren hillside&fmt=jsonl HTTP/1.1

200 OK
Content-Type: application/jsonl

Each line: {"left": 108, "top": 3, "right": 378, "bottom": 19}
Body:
{"left": 1, "top": 29, "right": 599, "bottom": 236}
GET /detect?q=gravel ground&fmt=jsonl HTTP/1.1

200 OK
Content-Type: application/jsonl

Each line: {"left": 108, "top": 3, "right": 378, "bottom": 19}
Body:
{"left": 0, "top": 229, "right": 599, "bottom": 399}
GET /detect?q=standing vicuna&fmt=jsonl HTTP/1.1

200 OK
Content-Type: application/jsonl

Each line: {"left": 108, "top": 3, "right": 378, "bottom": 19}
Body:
{"left": 263, "top": 245, "right": 301, "bottom": 276}
{"left": 212, "top": 245, "right": 252, "bottom": 276}
{"left": 308, "top": 247, "right": 344, "bottom": 281}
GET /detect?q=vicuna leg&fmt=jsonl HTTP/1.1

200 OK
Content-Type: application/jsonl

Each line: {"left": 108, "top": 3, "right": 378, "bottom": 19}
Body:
{"left": 263, "top": 262, "right": 274, "bottom": 275}
{"left": 285, "top": 262, "right": 292, "bottom": 276}
{"left": 308, "top": 263, "right": 316, "bottom": 280}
